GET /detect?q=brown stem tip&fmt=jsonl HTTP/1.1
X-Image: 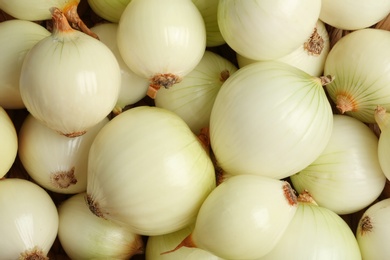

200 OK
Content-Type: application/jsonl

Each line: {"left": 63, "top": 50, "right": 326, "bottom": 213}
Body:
{"left": 160, "top": 234, "right": 197, "bottom": 255}
{"left": 147, "top": 73, "right": 182, "bottom": 99}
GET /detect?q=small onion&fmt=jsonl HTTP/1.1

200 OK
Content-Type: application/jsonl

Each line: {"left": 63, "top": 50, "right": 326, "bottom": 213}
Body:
{"left": 18, "top": 114, "right": 108, "bottom": 194}
{"left": 90, "top": 22, "right": 149, "bottom": 114}
{"left": 145, "top": 223, "right": 223, "bottom": 260}
{"left": 117, "top": 0, "right": 206, "bottom": 98}
{"left": 87, "top": 0, "right": 131, "bottom": 23}
{"left": 324, "top": 28, "right": 390, "bottom": 124}
{"left": 19, "top": 8, "right": 121, "bottom": 137}
{"left": 209, "top": 60, "right": 333, "bottom": 180}
{"left": 217, "top": 0, "right": 321, "bottom": 61}
{"left": 58, "top": 192, "right": 144, "bottom": 259}
{"left": 356, "top": 198, "right": 390, "bottom": 260}
{"left": 237, "top": 19, "right": 330, "bottom": 77}
{"left": 0, "top": 20, "right": 50, "bottom": 109}
{"left": 192, "top": 0, "right": 225, "bottom": 47}
{"left": 259, "top": 191, "right": 362, "bottom": 260}
{"left": 0, "top": 107, "right": 18, "bottom": 178}
{"left": 165, "top": 175, "right": 297, "bottom": 260}
{"left": 86, "top": 106, "right": 216, "bottom": 236}
{"left": 290, "top": 114, "right": 386, "bottom": 215}
{"left": 0, "top": 178, "right": 58, "bottom": 259}
{"left": 155, "top": 50, "right": 237, "bottom": 135}
{"left": 319, "top": 0, "right": 390, "bottom": 30}
{"left": 375, "top": 106, "right": 390, "bottom": 181}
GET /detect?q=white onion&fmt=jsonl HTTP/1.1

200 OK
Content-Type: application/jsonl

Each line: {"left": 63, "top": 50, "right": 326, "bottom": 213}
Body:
{"left": 192, "top": 0, "right": 225, "bottom": 47}
{"left": 19, "top": 8, "right": 121, "bottom": 137}
{"left": 18, "top": 114, "right": 108, "bottom": 194}
{"left": 117, "top": 0, "right": 206, "bottom": 98}
{"left": 319, "top": 0, "right": 390, "bottom": 30}
{"left": 58, "top": 192, "right": 144, "bottom": 259}
{"left": 145, "top": 223, "right": 223, "bottom": 260}
{"left": 87, "top": 0, "right": 131, "bottom": 23}
{"left": 0, "top": 178, "right": 58, "bottom": 259}
{"left": 90, "top": 22, "right": 149, "bottom": 114}
{"left": 324, "top": 28, "right": 390, "bottom": 124}
{"left": 259, "top": 191, "right": 362, "bottom": 260}
{"left": 237, "top": 19, "right": 330, "bottom": 77}
{"left": 0, "top": 0, "right": 98, "bottom": 38}
{"left": 155, "top": 50, "right": 237, "bottom": 135}
{"left": 164, "top": 175, "right": 297, "bottom": 259}
{"left": 209, "top": 60, "right": 333, "bottom": 180}
{"left": 356, "top": 198, "right": 390, "bottom": 259}
{"left": 0, "top": 20, "right": 50, "bottom": 109}
{"left": 0, "top": 107, "right": 18, "bottom": 179}
{"left": 86, "top": 106, "right": 216, "bottom": 236}
{"left": 217, "top": 0, "right": 321, "bottom": 61}
{"left": 290, "top": 114, "right": 386, "bottom": 215}
{"left": 375, "top": 106, "right": 390, "bottom": 181}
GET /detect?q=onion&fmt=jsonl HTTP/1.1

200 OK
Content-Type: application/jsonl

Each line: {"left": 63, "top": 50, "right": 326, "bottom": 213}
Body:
{"left": 356, "top": 198, "right": 390, "bottom": 259}
{"left": 375, "top": 106, "right": 390, "bottom": 181}
{"left": 58, "top": 192, "right": 144, "bottom": 259}
{"left": 217, "top": 0, "right": 321, "bottom": 61}
{"left": 319, "top": 0, "right": 390, "bottom": 30}
{"left": 0, "top": 20, "right": 50, "bottom": 109}
{"left": 145, "top": 223, "right": 223, "bottom": 260}
{"left": 90, "top": 22, "right": 149, "bottom": 114}
{"left": 192, "top": 0, "right": 225, "bottom": 47}
{"left": 0, "top": 178, "right": 58, "bottom": 259}
{"left": 237, "top": 19, "right": 330, "bottom": 77}
{"left": 260, "top": 191, "right": 362, "bottom": 260}
{"left": 87, "top": 0, "right": 131, "bottom": 23}
{"left": 155, "top": 50, "right": 237, "bottom": 135}
{"left": 18, "top": 114, "right": 108, "bottom": 194}
{"left": 117, "top": 0, "right": 206, "bottom": 99}
{"left": 290, "top": 114, "right": 386, "bottom": 215}
{"left": 0, "top": 107, "right": 17, "bottom": 179}
{"left": 19, "top": 8, "right": 121, "bottom": 137}
{"left": 324, "top": 28, "right": 390, "bottom": 124}
{"left": 86, "top": 106, "right": 216, "bottom": 236}
{"left": 209, "top": 60, "right": 334, "bottom": 180}
{"left": 0, "top": 0, "right": 98, "bottom": 38}
{"left": 164, "top": 175, "right": 297, "bottom": 259}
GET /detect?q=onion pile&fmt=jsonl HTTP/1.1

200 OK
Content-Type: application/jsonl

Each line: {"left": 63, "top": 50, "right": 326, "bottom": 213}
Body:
{"left": 1, "top": 1, "right": 390, "bottom": 259}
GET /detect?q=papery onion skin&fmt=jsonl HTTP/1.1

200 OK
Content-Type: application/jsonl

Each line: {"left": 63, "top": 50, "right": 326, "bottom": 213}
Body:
{"left": 320, "top": 0, "right": 390, "bottom": 30}
{"left": 209, "top": 60, "right": 333, "bottom": 180}
{"left": 174, "top": 175, "right": 297, "bottom": 260}
{"left": 0, "top": 20, "right": 50, "bottom": 109}
{"left": 0, "top": 107, "right": 18, "bottom": 178}
{"left": 324, "top": 28, "right": 390, "bottom": 124}
{"left": 18, "top": 114, "right": 108, "bottom": 194}
{"left": 117, "top": 0, "right": 206, "bottom": 98}
{"left": 218, "top": 0, "right": 321, "bottom": 61}
{"left": 155, "top": 50, "right": 237, "bottom": 135}
{"left": 0, "top": 178, "right": 58, "bottom": 259}
{"left": 58, "top": 192, "right": 144, "bottom": 259}
{"left": 19, "top": 8, "right": 121, "bottom": 137}
{"left": 259, "top": 191, "right": 362, "bottom": 260}
{"left": 290, "top": 114, "right": 386, "bottom": 215}
{"left": 375, "top": 106, "right": 390, "bottom": 181}
{"left": 356, "top": 198, "right": 390, "bottom": 260}
{"left": 86, "top": 106, "right": 216, "bottom": 236}
{"left": 87, "top": 0, "right": 131, "bottom": 23}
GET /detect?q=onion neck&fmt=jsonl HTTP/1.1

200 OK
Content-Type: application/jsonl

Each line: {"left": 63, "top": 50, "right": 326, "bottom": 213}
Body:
{"left": 297, "top": 190, "right": 318, "bottom": 205}
{"left": 50, "top": 7, "right": 74, "bottom": 35}
{"left": 374, "top": 105, "right": 389, "bottom": 131}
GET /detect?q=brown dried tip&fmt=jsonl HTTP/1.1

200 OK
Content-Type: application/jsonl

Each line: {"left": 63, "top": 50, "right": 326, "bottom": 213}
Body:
{"left": 50, "top": 7, "right": 73, "bottom": 33}
{"left": 283, "top": 182, "right": 298, "bottom": 207}
{"left": 336, "top": 92, "right": 358, "bottom": 114}
{"left": 197, "top": 127, "right": 211, "bottom": 154}
{"left": 19, "top": 246, "right": 48, "bottom": 260}
{"left": 297, "top": 190, "right": 318, "bottom": 205}
{"left": 147, "top": 73, "right": 182, "bottom": 99}
{"left": 160, "top": 234, "right": 197, "bottom": 255}
{"left": 50, "top": 167, "right": 77, "bottom": 189}
{"left": 304, "top": 27, "right": 325, "bottom": 56}
{"left": 63, "top": 130, "right": 87, "bottom": 138}
{"left": 85, "top": 194, "right": 106, "bottom": 219}
{"left": 320, "top": 75, "right": 334, "bottom": 86}
{"left": 220, "top": 69, "right": 230, "bottom": 82}
{"left": 61, "top": 3, "right": 99, "bottom": 39}
{"left": 359, "top": 215, "right": 373, "bottom": 236}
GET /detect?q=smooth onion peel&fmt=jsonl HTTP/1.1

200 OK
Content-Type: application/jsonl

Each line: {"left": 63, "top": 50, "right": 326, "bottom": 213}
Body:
{"left": 0, "top": 107, "right": 18, "bottom": 179}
